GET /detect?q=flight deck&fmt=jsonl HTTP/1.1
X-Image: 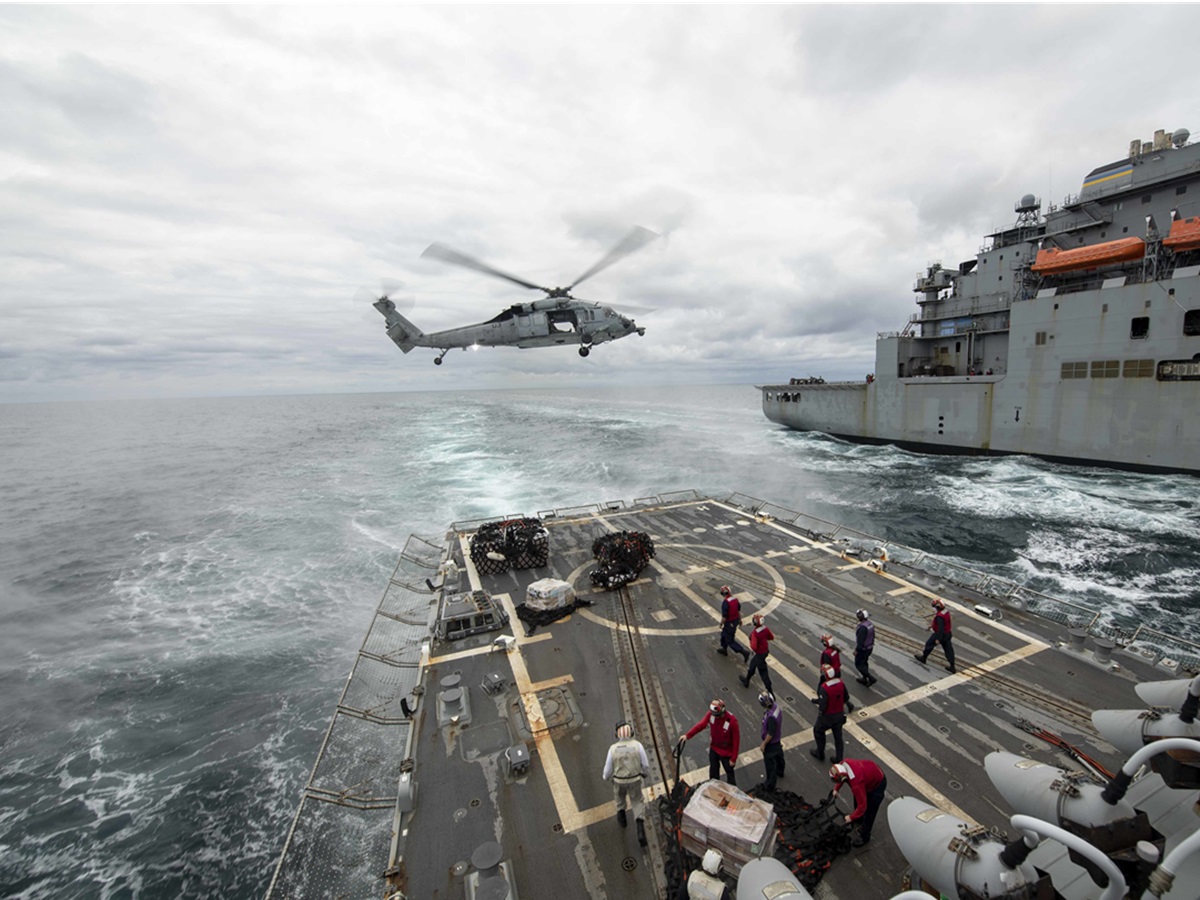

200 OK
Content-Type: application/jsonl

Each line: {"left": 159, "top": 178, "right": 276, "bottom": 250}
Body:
{"left": 267, "top": 492, "right": 1200, "bottom": 900}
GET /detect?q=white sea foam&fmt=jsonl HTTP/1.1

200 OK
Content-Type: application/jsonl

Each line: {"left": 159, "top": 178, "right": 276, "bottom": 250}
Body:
{"left": 2, "top": 387, "right": 1196, "bottom": 898}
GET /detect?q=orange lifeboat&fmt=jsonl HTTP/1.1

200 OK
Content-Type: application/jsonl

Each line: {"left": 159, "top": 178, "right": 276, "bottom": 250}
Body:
{"left": 1164, "top": 216, "right": 1200, "bottom": 252}
{"left": 1031, "top": 237, "right": 1145, "bottom": 275}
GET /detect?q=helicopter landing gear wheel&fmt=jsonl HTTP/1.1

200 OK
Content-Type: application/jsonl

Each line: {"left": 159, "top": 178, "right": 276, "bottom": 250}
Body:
{"left": 579, "top": 346, "right": 590, "bottom": 358}
{"left": 434, "top": 357, "right": 443, "bottom": 365}
{"left": 434, "top": 349, "right": 449, "bottom": 365}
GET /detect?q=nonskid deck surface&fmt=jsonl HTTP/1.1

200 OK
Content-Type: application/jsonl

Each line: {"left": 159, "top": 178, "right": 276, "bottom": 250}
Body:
{"left": 403, "top": 497, "right": 1166, "bottom": 899}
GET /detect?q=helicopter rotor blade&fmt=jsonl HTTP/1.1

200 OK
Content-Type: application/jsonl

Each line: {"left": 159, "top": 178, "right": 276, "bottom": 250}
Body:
{"left": 569, "top": 225, "right": 659, "bottom": 290}
{"left": 421, "top": 242, "right": 546, "bottom": 292}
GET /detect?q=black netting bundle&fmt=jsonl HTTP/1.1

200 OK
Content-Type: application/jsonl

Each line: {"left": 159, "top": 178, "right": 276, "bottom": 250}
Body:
{"left": 589, "top": 531, "right": 655, "bottom": 589}
{"left": 513, "top": 594, "right": 593, "bottom": 633}
{"left": 746, "top": 786, "right": 852, "bottom": 890}
{"left": 656, "top": 779, "right": 694, "bottom": 898}
{"left": 470, "top": 518, "right": 549, "bottom": 575}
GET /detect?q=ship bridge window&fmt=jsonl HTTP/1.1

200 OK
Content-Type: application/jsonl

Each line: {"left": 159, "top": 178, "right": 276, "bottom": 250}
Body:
{"left": 1061, "top": 361, "right": 1088, "bottom": 379}
{"left": 1091, "top": 360, "right": 1120, "bottom": 378}
{"left": 1184, "top": 310, "right": 1200, "bottom": 336}
{"left": 1142, "top": 194, "right": 1153, "bottom": 204}
{"left": 1035, "top": 331, "right": 1047, "bottom": 345}
{"left": 1177, "top": 185, "right": 1188, "bottom": 196}
{"left": 1131, "top": 316, "right": 1149, "bottom": 339}
{"left": 1123, "top": 359, "right": 1155, "bottom": 378}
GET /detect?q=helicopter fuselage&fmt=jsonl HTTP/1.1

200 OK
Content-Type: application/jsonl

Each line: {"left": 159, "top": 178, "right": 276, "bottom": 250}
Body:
{"left": 375, "top": 298, "right": 644, "bottom": 362}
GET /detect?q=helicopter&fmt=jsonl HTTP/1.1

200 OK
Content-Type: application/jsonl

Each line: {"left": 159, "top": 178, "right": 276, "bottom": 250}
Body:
{"left": 373, "top": 226, "right": 657, "bottom": 364}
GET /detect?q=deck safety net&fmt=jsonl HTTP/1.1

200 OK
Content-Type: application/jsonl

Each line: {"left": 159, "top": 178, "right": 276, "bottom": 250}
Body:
{"left": 266, "top": 533, "right": 443, "bottom": 900}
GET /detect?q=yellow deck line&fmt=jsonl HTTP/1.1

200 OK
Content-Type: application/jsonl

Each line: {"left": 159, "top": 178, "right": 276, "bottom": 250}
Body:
{"left": 492, "top": 591, "right": 588, "bottom": 832}
{"left": 452, "top": 505, "right": 1048, "bottom": 833}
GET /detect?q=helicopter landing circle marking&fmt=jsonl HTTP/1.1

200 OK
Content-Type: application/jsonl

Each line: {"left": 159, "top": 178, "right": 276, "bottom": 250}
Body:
{"left": 569, "top": 543, "right": 786, "bottom": 637}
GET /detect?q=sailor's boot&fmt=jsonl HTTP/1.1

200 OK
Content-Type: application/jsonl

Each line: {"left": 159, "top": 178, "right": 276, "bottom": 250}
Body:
{"left": 617, "top": 808, "right": 627, "bottom": 828}
{"left": 636, "top": 818, "right": 647, "bottom": 847}
{"left": 913, "top": 654, "right": 927, "bottom": 665}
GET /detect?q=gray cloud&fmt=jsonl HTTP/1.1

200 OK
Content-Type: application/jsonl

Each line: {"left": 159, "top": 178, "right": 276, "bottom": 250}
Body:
{"left": 1, "top": 6, "right": 1198, "bottom": 402}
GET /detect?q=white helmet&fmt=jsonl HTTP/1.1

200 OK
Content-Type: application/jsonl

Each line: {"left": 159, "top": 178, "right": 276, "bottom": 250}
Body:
{"left": 701, "top": 848, "right": 723, "bottom": 875}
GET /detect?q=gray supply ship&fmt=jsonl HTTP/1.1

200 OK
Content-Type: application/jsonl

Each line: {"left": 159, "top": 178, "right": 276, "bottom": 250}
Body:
{"left": 761, "top": 128, "right": 1200, "bottom": 475}
{"left": 266, "top": 492, "right": 1200, "bottom": 899}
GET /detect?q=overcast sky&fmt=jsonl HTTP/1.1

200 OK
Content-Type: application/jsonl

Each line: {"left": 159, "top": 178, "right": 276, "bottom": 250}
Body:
{"left": 2, "top": 5, "right": 1197, "bottom": 403}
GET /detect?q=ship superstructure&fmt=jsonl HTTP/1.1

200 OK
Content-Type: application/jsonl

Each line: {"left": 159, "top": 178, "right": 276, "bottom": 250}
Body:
{"left": 762, "top": 127, "right": 1200, "bottom": 474}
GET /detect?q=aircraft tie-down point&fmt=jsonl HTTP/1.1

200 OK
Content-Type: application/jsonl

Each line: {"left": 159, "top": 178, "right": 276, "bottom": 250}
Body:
{"left": 373, "top": 226, "right": 657, "bottom": 364}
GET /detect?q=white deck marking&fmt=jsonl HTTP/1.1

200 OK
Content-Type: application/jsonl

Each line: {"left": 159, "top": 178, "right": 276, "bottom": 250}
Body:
{"left": 454, "top": 504, "right": 1049, "bottom": 835}
{"left": 705, "top": 498, "right": 1057, "bottom": 822}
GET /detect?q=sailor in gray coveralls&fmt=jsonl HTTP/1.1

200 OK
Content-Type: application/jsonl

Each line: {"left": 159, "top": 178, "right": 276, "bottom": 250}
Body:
{"left": 603, "top": 721, "right": 651, "bottom": 845}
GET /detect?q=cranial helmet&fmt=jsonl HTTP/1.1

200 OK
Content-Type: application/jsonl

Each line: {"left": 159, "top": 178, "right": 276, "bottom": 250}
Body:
{"left": 720, "top": 586, "right": 731, "bottom": 597}
{"left": 758, "top": 691, "right": 775, "bottom": 708}
{"left": 821, "top": 663, "right": 836, "bottom": 680}
{"left": 709, "top": 698, "right": 726, "bottom": 716}
{"left": 821, "top": 633, "right": 833, "bottom": 646}
{"left": 830, "top": 763, "right": 851, "bottom": 782}
{"left": 932, "top": 599, "right": 945, "bottom": 610}
{"left": 752, "top": 613, "right": 764, "bottom": 626}
{"left": 702, "top": 848, "right": 723, "bottom": 875}
{"left": 856, "top": 608, "right": 868, "bottom": 621}
{"left": 615, "top": 721, "right": 632, "bottom": 740}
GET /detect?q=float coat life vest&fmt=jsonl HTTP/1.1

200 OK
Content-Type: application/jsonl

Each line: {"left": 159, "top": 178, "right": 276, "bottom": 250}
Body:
{"left": 610, "top": 740, "right": 645, "bottom": 782}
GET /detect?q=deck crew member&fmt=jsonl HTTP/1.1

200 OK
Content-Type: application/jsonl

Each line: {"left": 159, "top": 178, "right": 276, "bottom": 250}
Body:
{"left": 717, "top": 586, "right": 749, "bottom": 663}
{"left": 757, "top": 691, "right": 785, "bottom": 791}
{"left": 679, "top": 698, "right": 740, "bottom": 786}
{"left": 811, "top": 663, "right": 852, "bottom": 763}
{"left": 603, "top": 721, "right": 650, "bottom": 846}
{"left": 819, "top": 633, "right": 842, "bottom": 679}
{"left": 830, "top": 759, "right": 887, "bottom": 847}
{"left": 854, "top": 608, "right": 877, "bottom": 687}
{"left": 914, "top": 598, "right": 956, "bottom": 674}
{"left": 739, "top": 614, "right": 774, "bottom": 694}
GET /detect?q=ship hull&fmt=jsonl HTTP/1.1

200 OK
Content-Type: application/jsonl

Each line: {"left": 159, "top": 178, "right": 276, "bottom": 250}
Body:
{"left": 764, "top": 272, "right": 1200, "bottom": 475}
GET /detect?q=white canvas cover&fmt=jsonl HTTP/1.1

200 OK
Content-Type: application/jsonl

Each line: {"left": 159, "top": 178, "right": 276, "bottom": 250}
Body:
{"left": 524, "top": 578, "right": 576, "bottom": 611}
{"left": 679, "top": 780, "right": 776, "bottom": 875}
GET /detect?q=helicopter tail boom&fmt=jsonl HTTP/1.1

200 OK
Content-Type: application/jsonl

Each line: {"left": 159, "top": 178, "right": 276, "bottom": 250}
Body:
{"left": 374, "top": 299, "right": 424, "bottom": 354}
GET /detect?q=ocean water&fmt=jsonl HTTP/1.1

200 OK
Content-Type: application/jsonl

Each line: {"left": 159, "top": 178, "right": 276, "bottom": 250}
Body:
{"left": 1, "top": 385, "right": 1197, "bottom": 898}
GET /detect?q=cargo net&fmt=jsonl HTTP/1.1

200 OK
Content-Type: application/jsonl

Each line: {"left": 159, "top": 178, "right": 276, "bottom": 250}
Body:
{"left": 656, "top": 781, "right": 852, "bottom": 896}
{"left": 749, "top": 786, "right": 853, "bottom": 890}
{"left": 589, "top": 531, "right": 655, "bottom": 589}
{"left": 469, "top": 518, "right": 549, "bottom": 575}
{"left": 514, "top": 595, "right": 594, "bottom": 632}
